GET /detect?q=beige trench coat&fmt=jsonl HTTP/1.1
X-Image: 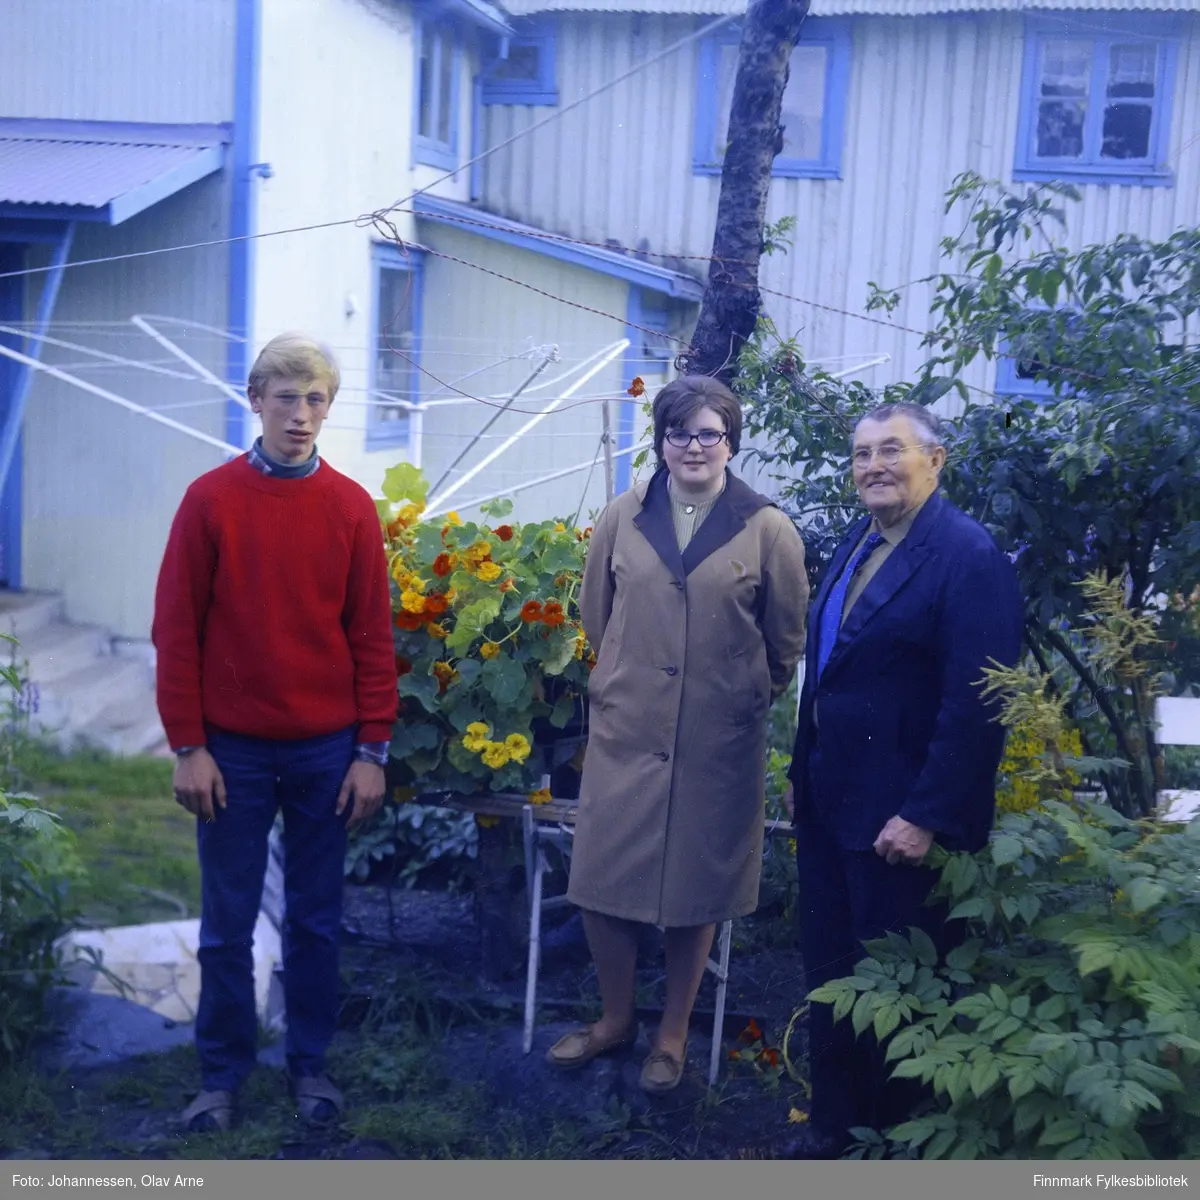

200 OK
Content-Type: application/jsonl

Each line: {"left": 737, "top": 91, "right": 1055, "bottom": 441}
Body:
{"left": 566, "top": 468, "right": 810, "bottom": 926}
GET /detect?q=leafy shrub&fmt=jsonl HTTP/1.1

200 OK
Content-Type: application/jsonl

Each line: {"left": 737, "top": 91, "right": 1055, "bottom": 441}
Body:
{"left": 345, "top": 801, "right": 477, "bottom": 889}
{"left": 811, "top": 800, "right": 1200, "bottom": 1160}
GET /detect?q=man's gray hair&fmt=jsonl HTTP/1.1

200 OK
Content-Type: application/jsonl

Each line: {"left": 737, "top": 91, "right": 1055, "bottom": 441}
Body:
{"left": 856, "top": 401, "right": 943, "bottom": 446}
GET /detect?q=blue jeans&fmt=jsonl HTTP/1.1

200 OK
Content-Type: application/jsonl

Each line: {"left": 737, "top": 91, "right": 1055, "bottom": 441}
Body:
{"left": 195, "top": 725, "right": 354, "bottom": 1092}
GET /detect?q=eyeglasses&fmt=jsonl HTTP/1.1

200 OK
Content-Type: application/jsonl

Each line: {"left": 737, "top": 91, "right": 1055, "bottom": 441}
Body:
{"left": 851, "top": 443, "right": 931, "bottom": 469}
{"left": 665, "top": 429, "right": 727, "bottom": 449}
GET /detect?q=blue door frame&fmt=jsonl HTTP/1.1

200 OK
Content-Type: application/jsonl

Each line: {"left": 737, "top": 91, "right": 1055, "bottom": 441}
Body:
{"left": 0, "top": 222, "right": 75, "bottom": 589}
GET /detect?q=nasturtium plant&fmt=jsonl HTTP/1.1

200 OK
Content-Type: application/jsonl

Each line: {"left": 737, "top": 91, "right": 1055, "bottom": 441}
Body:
{"left": 377, "top": 464, "right": 595, "bottom": 795}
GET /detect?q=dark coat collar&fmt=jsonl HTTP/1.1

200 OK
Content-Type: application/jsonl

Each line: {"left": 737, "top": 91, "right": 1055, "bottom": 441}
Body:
{"left": 632, "top": 466, "right": 775, "bottom": 584}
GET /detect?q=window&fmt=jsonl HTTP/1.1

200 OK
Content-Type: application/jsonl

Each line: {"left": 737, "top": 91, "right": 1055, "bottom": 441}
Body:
{"left": 994, "top": 312, "right": 1080, "bottom": 401}
{"left": 482, "top": 19, "right": 557, "bottom": 105}
{"left": 1014, "top": 16, "right": 1178, "bottom": 186}
{"left": 693, "top": 19, "right": 851, "bottom": 179}
{"left": 414, "top": 22, "right": 460, "bottom": 169}
{"left": 367, "top": 244, "right": 423, "bottom": 451}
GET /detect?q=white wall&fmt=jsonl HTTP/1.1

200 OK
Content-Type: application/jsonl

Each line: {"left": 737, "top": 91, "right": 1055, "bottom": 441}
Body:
{"left": 252, "top": 0, "right": 478, "bottom": 497}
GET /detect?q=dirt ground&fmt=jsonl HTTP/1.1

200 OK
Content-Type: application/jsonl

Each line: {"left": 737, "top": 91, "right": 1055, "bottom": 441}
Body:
{"left": 5, "top": 881, "right": 815, "bottom": 1161}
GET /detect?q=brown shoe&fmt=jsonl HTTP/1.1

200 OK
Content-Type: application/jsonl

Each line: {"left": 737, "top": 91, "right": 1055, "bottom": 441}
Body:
{"left": 545, "top": 1024, "right": 638, "bottom": 1070}
{"left": 639, "top": 1041, "right": 687, "bottom": 1094}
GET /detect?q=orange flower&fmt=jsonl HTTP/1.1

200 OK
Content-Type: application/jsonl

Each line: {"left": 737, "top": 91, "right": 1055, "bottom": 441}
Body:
{"left": 738, "top": 1019, "right": 763, "bottom": 1045}
{"left": 499, "top": 578, "right": 516, "bottom": 593}
{"left": 385, "top": 519, "right": 404, "bottom": 540}
{"left": 427, "top": 623, "right": 448, "bottom": 640}
{"left": 542, "top": 600, "right": 565, "bottom": 628}
{"left": 394, "top": 611, "right": 424, "bottom": 631}
{"left": 424, "top": 592, "right": 450, "bottom": 615}
{"left": 495, "top": 524, "right": 514, "bottom": 542}
{"left": 433, "top": 661, "right": 458, "bottom": 694}
{"left": 395, "top": 655, "right": 412, "bottom": 676}
{"left": 520, "top": 600, "right": 544, "bottom": 623}
{"left": 432, "top": 552, "right": 456, "bottom": 577}
{"left": 627, "top": 376, "right": 646, "bottom": 398}
{"left": 528, "top": 787, "right": 552, "bottom": 806}
{"left": 756, "top": 1047, "right": 780, "bottom": 1068}
{"left": 576, "top": 526, "right": 593, "bottom": 541}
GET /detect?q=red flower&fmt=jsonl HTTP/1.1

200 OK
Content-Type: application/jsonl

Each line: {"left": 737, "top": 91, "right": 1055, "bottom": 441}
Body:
{"left": 520, "top": 600, "right": 544, "bottom": 623}
{"left": 424, "top": 592, "right": 450, "bottom": 615}
{"left": 541, "top": 600, "right": 565, "bottom": 628}
{"left": 756, "top": 1047, "right": 780, "bottom": 1068}
{"left": 495, "top": 525, "right": 514, "bottom": 542}
{"left": 737, "top": 1018, "right": 763, "bottom": 1045}
{"left": 394, "top": 611, "right": 423, "bottom": 631}
{"left": 432, "top": 553, "right": 454, "bottom": 577}
{"left": 395, "top": 655, "right": 412, "bottom": 676}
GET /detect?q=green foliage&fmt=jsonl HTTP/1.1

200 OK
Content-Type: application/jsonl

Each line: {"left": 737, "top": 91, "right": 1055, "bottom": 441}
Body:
{"left": 737, "top": 176, "right": 1200, "bottom": 815}
{"left": 344, "top": 801, "right": 477, "bottom": 887}
{"left": 812, "top": 801, "right": 1200, "bottom": 1160}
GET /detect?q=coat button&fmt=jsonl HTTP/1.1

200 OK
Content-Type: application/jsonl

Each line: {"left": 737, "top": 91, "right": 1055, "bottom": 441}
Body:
{"left": 665, "top": 665, "right": 678, "bottom": 676}
{"left": 656, "top": 751, "right": 670, "bottom": 761}
{"left": 673, "top": 579, "right": 684, "bottom": 589}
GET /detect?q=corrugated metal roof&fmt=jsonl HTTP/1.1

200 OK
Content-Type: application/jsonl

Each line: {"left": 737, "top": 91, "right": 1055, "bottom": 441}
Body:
{"left": 502, "top": 0, "right": 1199, "bottom": 15}
{"left": 0, "top": 119, "right": 229, "bottom": 224}
{"left": 413, "top": 194, "right": 705, "bottom": 299}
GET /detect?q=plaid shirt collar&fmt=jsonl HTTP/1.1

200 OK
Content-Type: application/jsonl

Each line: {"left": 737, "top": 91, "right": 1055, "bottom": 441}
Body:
{"left": 246, "top": 437, "right": 321, "bottom": 479}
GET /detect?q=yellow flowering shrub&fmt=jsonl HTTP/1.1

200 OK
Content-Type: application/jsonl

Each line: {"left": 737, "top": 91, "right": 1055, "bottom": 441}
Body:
{"left": 996, "top": 721, "right": 1084, "bottom": 813}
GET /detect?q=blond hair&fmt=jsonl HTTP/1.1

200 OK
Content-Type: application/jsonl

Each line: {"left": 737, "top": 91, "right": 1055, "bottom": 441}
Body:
{"left": 248, "top": 332, "right": 341, "bottom": 400}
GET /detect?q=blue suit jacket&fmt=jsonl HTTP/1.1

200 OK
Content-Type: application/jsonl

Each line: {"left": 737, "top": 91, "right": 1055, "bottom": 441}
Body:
{"left": 788, "top": 492, "right": 1024, "bottom": 854}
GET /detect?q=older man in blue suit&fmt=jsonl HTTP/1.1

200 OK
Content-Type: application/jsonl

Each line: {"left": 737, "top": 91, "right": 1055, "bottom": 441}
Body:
{"left": 782, "top": 401, "right": 1023, "bottom": 1158}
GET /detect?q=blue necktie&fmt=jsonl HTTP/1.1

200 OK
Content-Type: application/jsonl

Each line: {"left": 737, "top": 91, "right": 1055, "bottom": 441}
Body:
{"left": 816, "top": 532, "right": 884, "bottom": 679}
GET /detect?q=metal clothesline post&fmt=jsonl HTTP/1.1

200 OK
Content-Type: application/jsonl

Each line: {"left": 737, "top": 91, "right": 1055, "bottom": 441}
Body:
{"left": 601, "top": 399, "right": 615, "bottom": 504}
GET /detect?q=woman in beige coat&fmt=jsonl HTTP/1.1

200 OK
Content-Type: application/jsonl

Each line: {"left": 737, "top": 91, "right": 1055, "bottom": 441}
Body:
{"left": 547, "top": 375, "right": 810, "bottom": 1093}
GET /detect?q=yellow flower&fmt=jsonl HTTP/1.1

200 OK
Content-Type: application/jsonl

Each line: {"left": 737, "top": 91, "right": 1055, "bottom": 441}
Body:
{"left": 574, "top": 632, "right": 585, "bottom": 660}
{"left": 397, "top": 502, "right": 422, "bottom": 526}
{"left": 445, "top": 512, "right": 462, "bottom": 527}
{"left": 787, "top": 1108, "right": 809, "bottom": 1124}
{"left": 462, "top": 722, "right": 491, "bottom": 752}
{"left": 464, "top": 539, "right": 492, "bottom": 568}
{"left": 504, "top": 733, "right": 531, "bottom": 764}
{"left": 427, "top": 622, "right": 448, "bottom": 639}
{"left": 476, "top": 561, "right": 502, "bottom": 583}
{"left": 480, "top": 641, "right": 502, "bottom": 660}
{"left": 481, "top": 742, "right": 512, "bottom": 769}
{"left": 401, "top": 589, "right": 427, "bottom": 613}
{"left": 476, "top": 814, "right": 500, "bottom": 828}
{"left": 528, "top": 787, "right": 552, "bottom": 806}
{"left": 391, "top": 561, "right": 412, "bottom": 588}
{"left": 554, "top": 522, "right": 566, "bottom": 532}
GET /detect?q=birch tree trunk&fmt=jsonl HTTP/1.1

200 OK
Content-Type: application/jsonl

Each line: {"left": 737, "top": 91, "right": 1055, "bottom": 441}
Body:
{"left": 683, "top": 0, "right": 811, "bottom": 382}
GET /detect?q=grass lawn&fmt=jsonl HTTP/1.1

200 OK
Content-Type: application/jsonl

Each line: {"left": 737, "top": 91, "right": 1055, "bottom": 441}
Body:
{"left": 14, "top": 745, "right": 199, "bottom": 927}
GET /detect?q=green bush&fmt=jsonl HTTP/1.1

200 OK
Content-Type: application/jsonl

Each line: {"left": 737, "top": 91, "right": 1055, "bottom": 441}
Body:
{"left": 344, "top": 802, "right": 477, "bottom": 889}
{"left": 0, "top": 790, "right": 80, "bottom": 1065}
{"left": 810, "top": 800, "right": 1200, "bottom": 1160}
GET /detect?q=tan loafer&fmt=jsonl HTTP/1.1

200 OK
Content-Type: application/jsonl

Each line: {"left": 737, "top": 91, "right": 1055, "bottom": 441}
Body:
{"left": 639, "top": 1041, "right": 687, "bottom": 1094}
{"left": 545, "top": 1024, "right": 638, "bottom": 1070}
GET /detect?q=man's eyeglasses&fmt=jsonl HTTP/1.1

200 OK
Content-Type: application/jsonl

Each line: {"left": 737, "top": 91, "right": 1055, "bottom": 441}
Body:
{"left": 665, "top": 429, "right": 727, "bottom": 449}
{"left": 851, "top": 443, "right": 931, "bottom": 469}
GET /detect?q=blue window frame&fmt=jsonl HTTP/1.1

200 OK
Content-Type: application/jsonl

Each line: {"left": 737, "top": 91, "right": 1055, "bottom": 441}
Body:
{"left": 367, "top": 243, "right": 423, "bottom": 451}
{"left": 1014, "top": 15, "right": 1179, "bottom": 187}
{"left": 693, "top": 19, "right": 851, "bottom": 179}
{"left": 482, "top": 18, "right": 557, "bottom": 105}
{"left": 994, "top": 309, "right": 1083, "bottom": 401}
{"left": 414, "top": 21, "right": 461, "bottom": 170}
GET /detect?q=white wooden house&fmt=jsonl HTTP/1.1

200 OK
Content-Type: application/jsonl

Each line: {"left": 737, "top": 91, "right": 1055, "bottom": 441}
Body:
{"left": 479, "top": 0, "right": 1200, "bottom": 433}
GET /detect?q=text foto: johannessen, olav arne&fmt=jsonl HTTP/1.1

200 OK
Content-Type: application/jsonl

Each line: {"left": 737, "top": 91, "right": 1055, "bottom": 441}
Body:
{"left": 12, "top": 1175, "right": 203, "bottom": 1188}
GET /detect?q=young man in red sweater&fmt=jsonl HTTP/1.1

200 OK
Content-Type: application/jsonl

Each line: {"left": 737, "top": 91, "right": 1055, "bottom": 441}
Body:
{"left": 152, "top": 333, "right": 398, "bottom": 1133}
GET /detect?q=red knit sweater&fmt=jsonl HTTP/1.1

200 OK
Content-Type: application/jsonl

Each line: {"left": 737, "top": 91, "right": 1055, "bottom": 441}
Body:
{"left": 152, "top": 455, "right": 398, "bottom": 748}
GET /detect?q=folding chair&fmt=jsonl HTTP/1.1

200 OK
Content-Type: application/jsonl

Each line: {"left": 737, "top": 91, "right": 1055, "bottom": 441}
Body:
{"left": 521, "top": 803, "right": 735, "bottom": 1085}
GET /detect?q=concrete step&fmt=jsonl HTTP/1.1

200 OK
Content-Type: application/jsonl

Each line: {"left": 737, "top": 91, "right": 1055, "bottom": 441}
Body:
{"left": 74, "top": 689, "right": 166, "bottom": 758}
{"left": 0, "top": 589, "right": 65, "bottom": 644}
{"left": 13, "top": 621, "right": 112, "bottom": 687}
{"left": 34, "top": 657, "right": 156, "bottom": 743}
